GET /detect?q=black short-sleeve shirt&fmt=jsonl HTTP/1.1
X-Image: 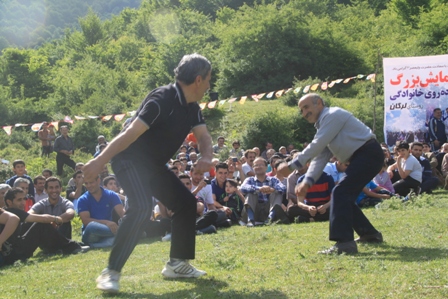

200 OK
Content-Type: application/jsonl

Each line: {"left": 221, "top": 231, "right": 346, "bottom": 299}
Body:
{"left": 115, "top": 83, "right": 205, "bottom": 166}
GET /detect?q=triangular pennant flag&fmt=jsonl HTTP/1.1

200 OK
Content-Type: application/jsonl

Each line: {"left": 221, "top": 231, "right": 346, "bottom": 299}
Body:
{"left": 128, "top": 111, "right": 136, "bottom": 116}
{"left": 239, "top": 96, "right": 247, "bottom": 104}
{"left": 357, "top": 74, "right": 365, "bottom": 79}
{"left": 31, "top": 123, "right": 43, "bottom": 132}
{"left": 208, "top": 101, "right": 217, "bottom": 109}
{"left": 335, "top": 79, "right": 344, "bottom": 84}
{"left": 285, "top": 88, "right": 293, "bottom": 93}
{"left": 3, "top": 126, "right": 12, "bottom": 135}
{"left": 75, "top": 116, "right": 86, "bottom": 120}
{"left": 199, "top": 103, "right": 207, "bottom": 110}
{"left": 219, "top": 100, "right": 226, "bottom": 106}
{"left": 366, "top": 73, "right": 376, "bottom": 82}
{"left": 328, "top": 81, "right": 336, "bottom": 88}
{"left": 294, "top": 87, "right": 302, "bottom": 93}
{"left": 310, "top": 84, "right": 319, "bottom": 91}
{"left": 321, "top": 82, "right": 328, "bottom": 90}
{"left": 51, "top": 121, "right": 59, "bottom": 131}
{"left": 15, "top": 123, "right": 28, "bottom": 127}
{"left": 251, "top": 94, "right": 259, "bottom": 102}
{"left": 102, "top": 115, "right": 113, "bottom": 122}
{"left": 88, "top": 116, "right": 99, "bottom": 119}
{"left": 114, "top": 114, "right": 126, "bottom": 121}
{"left": 64, "top": 116, "right": 73, "bottom": 124}
{"left": 266, "top": 91, "right": 274, "bottom": 99}
{"left": 343, "top": 78, "right": 351, "bottom": 84}
{"left": 303, "top": 85, "right": 310, "bottom": 93}
{"left": 228, "top": 98, "right": 237, "bottom": 103}
{"left": 275, "top": 90, "right": 284, "bottom": 98}
{"left": 257, "top": 93, "right": 266, "bottom": 99}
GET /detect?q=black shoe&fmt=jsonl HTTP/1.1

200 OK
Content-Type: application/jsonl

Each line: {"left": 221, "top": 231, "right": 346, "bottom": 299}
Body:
{"left": 318, "top": 241, "right": 358, "bottom": 255}
{"left": 294, "top": 215, "right": 309, "bottom": 223}
{"left": 274, "top": 205, "right": 290, "bottom": 224}
{"left": 355, "top": 231, "right": 383, "bottom": 243}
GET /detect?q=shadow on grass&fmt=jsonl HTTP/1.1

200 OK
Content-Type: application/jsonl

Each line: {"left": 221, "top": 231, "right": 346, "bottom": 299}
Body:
{"left": 100, "top": 277, "right": 289, "bottom": 299}
{"left": 357, "top": 243, "right": 448, "bottom": 262}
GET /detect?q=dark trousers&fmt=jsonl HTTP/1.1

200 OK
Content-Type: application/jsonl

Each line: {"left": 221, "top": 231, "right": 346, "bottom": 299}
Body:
{"left": 288, "top": 203, "right": 329, "bottom": 222}
{"left": 109, "top": 159, "right": 197, "bottom": 272}
{"left": 56, "top": 152, "right": 76, "bottom": 176}
{"left": 393, "top": 176, "right": 421, "bottom": 196}
{"left": 420, "top": 177, "right": 439, "bottom": 194}
{"left": 41, "top": 146, "right": 52, "bottom": 157}
{"left": 330, "top": 140, "right": 383, "bottom": 242}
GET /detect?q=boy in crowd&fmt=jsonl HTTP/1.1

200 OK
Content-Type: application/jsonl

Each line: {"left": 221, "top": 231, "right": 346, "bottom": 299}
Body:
{"left": 6, "top": 160, "right": 34, "bottom": 197}
{"left": 13, "top": 178, "right": 34, "bottom": 212}
{"left": 217, "top": 179, "right": 245, "bottom": 225}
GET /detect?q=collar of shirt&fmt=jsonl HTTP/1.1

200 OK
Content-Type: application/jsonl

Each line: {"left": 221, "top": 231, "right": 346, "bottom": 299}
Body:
{"left": 43, "top": 196, "right": 63, "bottom": 207}
{"left": 174, "top": 82, "right": 188, "bottom": 107}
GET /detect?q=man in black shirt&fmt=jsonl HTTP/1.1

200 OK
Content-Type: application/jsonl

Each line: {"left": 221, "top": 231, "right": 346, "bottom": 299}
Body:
{"left": 83, "top": 53, "right": 213, "bottom": 293}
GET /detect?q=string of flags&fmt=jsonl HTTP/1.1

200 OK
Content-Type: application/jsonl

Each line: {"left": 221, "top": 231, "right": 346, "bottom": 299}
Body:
{"left": 1, "top": 73, "right": 375, "bottom": 136}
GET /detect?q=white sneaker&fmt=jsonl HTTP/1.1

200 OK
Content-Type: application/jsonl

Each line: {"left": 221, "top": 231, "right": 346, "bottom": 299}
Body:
{"left": 161, "top": 260, "right": 207, "bottom": 278}
{"left": 96, "top": 268, "right": 121, "bottom": 293}
{"left": 162, "top": 233, "right": 172, "bottom": 242}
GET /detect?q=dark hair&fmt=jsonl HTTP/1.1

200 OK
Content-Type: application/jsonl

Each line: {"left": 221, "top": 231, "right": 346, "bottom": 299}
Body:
{"left": 4, "top": 187, "right": 25, "bottom": 206}
{"left": 103, "top": 176, "right": 116, "bottom": 186}
{"left": 269, "top": 155, "right": 281, "bottom": 165}
{"left": 12, "top": 159, "right": 25, "bottom": 168}
{"left": 244, "top": 149, "right": 256, "bottom": 159}
{"left": 215, "top": 162, "right": 229, "bottom": 171}
{"left": 274, "top": 159, "right": 285, "bottom": 170}
{"left": 422, "top": 142, "right": 430, "bottom": 147}
{"left": 232, "top": 140, "right": 240, "bottom": 146}
{"left": 217, "top": 136, "right": 225, "bottom": 141}
{"left": 396, "top": 141, "right": 409, "bottom": 150}
{"left": 170, "top": 165, "right": 179, "bottom": 171}
{"left": 178, "top": 173, "right": 191, "bottom": 181}
{"left": 433, "top": 108, "right": 441, "bottom": 113}
{"left": 172, "top": 159, "right": 181, "bottom": 165}
{"left": 72, "top": 170, "right": 83, "bottom": 179}
{"left": 45, "top": 177, "right": 62, "bottom": 189}
{"left": 33, "top": 175, "right": 46, "bottom": 185}
{"left": 225, "top": 179, "right": 238, "bottom": 188}
{"left": 254, "top": 157, "right": 268, "bottom": 166}
{"left": 42, "top": 169, "right": 53, "bottom": 176}
{"left": 411, "top": 142, "right": 423, "bottom": 149}
{"left": 174, "top": 53, "right": 211, "bottom": 85}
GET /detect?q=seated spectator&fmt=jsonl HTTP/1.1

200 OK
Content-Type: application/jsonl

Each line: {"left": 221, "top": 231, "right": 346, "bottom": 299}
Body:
{"left": 383, "top": 147, "right": 395, "bottom": 166}
{"left": 229, "top": 140, "right": 244, "bottom": 159}
{"left": 3, "top": 188, "right": 87, "bottom": 263}
{"left": 279, "top": 146, "right": 288, "bottom": 157}
{"left": 286, "top": 144, "right": 295, "bottom": 154}
{"left": 103, "top": 176, "right": 125, "bottom": 202}
{"left": 67, "top": 163, "right": 85, "bottom": 188}
{"left": 267, "top": 155, "right": 282, "bottom": 177}
{"left": 187, "top": 152, "right": 198, "bottom": 168}
{"left": 387, "top": 141, "right": 422, "bottom": 196}
{"left": 287, "top": 169, "right": 334, "bottom": 223}
{"left": 94, "top": 144, "right": 107, "bottom": 158}
{"left": 411, "top": 142, "right": 439, "bottom": 194}
{"left": 0, "top": 184, "right": 11, "bottom": 208}
{"left": 242, "top": 150, "right": 256, "bottom": 177}
{"left": 265, "top": 149, "right": 276, "bottom": 172}
{"left": 41, "top": 169, "right": 53, "bottom": 179}
{"left": 323, "top": 160, "right": 348, "bottom": 185}
{"left": 66, "top": 170, "right": 87, "bottom": 202}
{"left": 6, "top": 160, "right": 35, "bottom": 197}
{"left": 13, "top": 178, "right": 34, "bottom": 212}
{"left": 169, "top": 165, "right": 180, "bottom": 176}
{"left": 356, "top": 181, "right": 394, "bottom": 207}
{"left": 226, "top": 158, "right": 245, "bottom": 183}
{"left": 252, "top": 147, "right": 260, "bottom": 157}
{"left": 261, "top": 142, "right": 273, "bottom": 160}
{"left": 77, "top": 175, "right": 125, "bottom": 248}
{"left": 95, "top": 135, "right": 108, "bottom": 153}
{"left": 29, "top": 177, "right": 75, "bottom": 239}
{"left": 0, "top": 207, "right": 20, "bottom": 267}
{"left": 33, "top": 175, "right": 48, "bottom": 203}
{"left": 240, "top": 157, "right": 286, "bottom": 226}
{"left": 213, "top": 136, "right": 227, "bottom": 156}
{"left": 373, "top": 162, "right": 395, "bottom": 193}
{"left": 216, "top": 179, "right": 245, "bottom": 224}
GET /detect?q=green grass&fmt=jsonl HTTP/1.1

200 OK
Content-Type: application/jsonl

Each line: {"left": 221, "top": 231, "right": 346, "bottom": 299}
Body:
{"left": 1, "top": 192, "right": 448, "bottom": 298}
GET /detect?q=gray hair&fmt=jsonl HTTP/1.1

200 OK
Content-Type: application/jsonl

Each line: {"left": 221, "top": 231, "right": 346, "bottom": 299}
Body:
{"left": 174, "top": 53, "right": 211, "bottom": 85}
{"left": 0, "top": 184, "right": 11, "bottom": 192}
{"left": 307, "top": 93, "right": 325, "bottom": 106}
{"left": 13, "top": 178, "right": 29, "bottom": 187}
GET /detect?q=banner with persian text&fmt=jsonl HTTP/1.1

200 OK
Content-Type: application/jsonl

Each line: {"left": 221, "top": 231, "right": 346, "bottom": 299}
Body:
{"left": 383, "top": 54, "right": 448, "bottom": 147}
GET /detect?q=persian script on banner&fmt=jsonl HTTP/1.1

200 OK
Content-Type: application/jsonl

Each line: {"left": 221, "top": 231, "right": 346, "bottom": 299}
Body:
{"left": 383, "top": 55, "right": 448, "bottom": 148}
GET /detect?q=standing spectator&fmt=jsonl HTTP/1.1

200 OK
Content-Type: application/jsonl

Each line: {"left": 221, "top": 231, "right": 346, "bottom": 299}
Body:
{"left": 38, "top": 122, "right": 51, "bottom": 157}
{"left": 428, "top": 108, "right": 446, "bottom": 151}
{"left": 53, "top": 126, "right": 76, "bottom": 176}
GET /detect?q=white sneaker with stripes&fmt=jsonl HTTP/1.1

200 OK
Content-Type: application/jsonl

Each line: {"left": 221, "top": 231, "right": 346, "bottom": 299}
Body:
{"left": 161, "top": 260, "right": 206, "bottom": 278}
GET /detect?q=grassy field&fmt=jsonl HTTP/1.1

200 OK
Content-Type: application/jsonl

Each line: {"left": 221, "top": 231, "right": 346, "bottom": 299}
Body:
{"left": 1, "top": 192, "right": 447, "bottom": 299}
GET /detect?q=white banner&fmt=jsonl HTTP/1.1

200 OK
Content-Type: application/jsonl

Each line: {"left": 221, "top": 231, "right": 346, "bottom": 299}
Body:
{"left": 383, "top": 54, "right": 448, "bottom": 147}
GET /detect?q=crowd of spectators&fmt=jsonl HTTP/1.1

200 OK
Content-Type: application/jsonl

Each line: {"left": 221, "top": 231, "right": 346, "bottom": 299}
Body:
{"left": 0, "top": 129, "right": 445, "bottom": 268}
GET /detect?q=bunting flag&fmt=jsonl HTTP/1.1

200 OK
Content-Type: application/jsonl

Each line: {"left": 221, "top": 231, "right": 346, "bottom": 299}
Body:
{"left": 3, "top": 126, "right": 12, "bottom": 136}
{"left": 303, "top": 85, "right": 310, "bottom": 93}
{"left": 228, "top": 98, "right": 237, "bottom": 103}
{"left": 275, "top": 90, "right": 284, "bottom": 98}
{"left": 343, "top": 78, "right": 351, "bottom": 84}
{"left": 75, "top": 116, "right": 86, "bottom": 120}
{"left": 366, "top": 73, "right": 376, "bottom": 82}
{"left": 64, "top": 116, "right": 73, "bottom": 124}
{"left": 328, "top": 81, "right": 336, "bottom": 88}
{"left": 239, "top": 96, "right": 247, "bottom": 104}
{"left": 310, "top": 83, "right": 319, "bottom": 91}
{"left": 208, "top": 101, "right": 217, "bottom": 109}
{"left": 266, "top": 91, "right": 274, "bottom": 99}
{"left": 257, "top": 93, "right": 266, "bottom": 99}
{"left": 15, "top": 123, "right": 28, "bottom": 127}
{"left": 219, "top": 100, "right": 226, "bottom": 106}
{"left": 114, "top": 114, "right": 126, "bottom": 121}
{"left": 128, "top": 111, "right": 136, "bottom": 116}
{"left": 199, "top": 103, "right": 207, "bottom": 110}
{"left": 321, "top": 82, "right": 328, "bottom": 91}
{"left": 50, "top": 121, "right": 59, "bottom": 131}
{"left": 31, "top": 123, "right": 42, "bottom": 132}
{"left": 88, "top": 116, "right": 99, "bottom": 119}
{"left": 335, "top": 79, "right": 344, "bottom": 84}
{"left": 294, "top": 87, "right": 302, "bottom": 93}
{"left": 251, "top": 94, "right": 260, "bottom": 102}
{"left": 357, "top": 74, "right": 365, "bottom": 79}
{"left": 102, "top": 115, "right": 113, "bottom": 122}
{"left": 285, "top": 88, "right": 292, "bottom": 93}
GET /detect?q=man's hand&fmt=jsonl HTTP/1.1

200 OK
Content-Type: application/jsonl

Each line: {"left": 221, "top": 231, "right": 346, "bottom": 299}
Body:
{"left": 295, "top": 182, "right": 309, "bottom": 198}
{"left": 106, "top": 221, "right": 119, "bottom": 234}
{"left": 259, "top": 186, "right": 274, "bottom": 194}
{"left": 308, "top": 205, "right": 317, "bottom": 217}
{"left": 317, "top": 205, "right": 327, "bottom": 214}
{"left": 75, "top": 175, "right": 84, "bottom": 187}
{"left": 222, "top": 206, "right": 232, "bottom": 216}
{"left": 223, "top": 196, "right": 229, "bottom": 202}
{"left": 277, "top": 162, "right": 292, "bottom": 178}
{"left": 194, "top": 157, "right": 212, "bottom": 173}
{"left": 82, "top": 159, "right": 105, "bottom": 182}
{"left": 197, "top": 180, "right": 207, "bottom": 191}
